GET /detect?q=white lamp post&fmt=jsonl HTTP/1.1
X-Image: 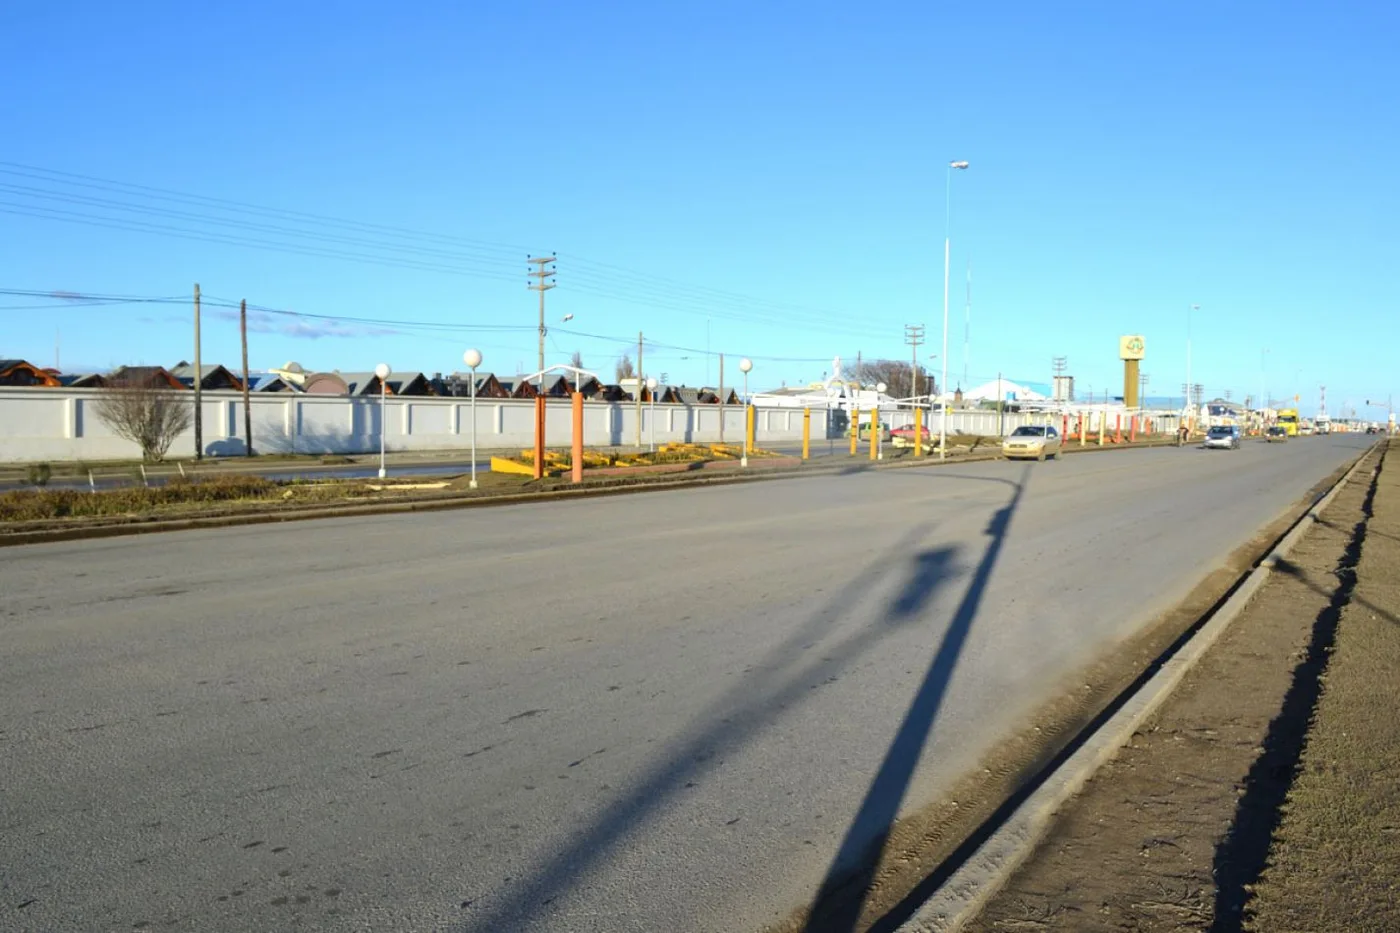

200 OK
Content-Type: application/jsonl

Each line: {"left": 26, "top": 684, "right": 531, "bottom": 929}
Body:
{"left": 876, "top": 381, "right": 888, "bottom": 459}
{"left": 739, "top": 358, "right": 753, "bottom": 467}
{"left": 941, "top": 159, "right": 970, "bottom": 459}
{"left": 463, "top": 349, "right": 482, "bottom": 489}
{"left": 646, "top": 377, "right": 658, "bottom": 453}
{"left": 374, "top": 362, "right": 391, "bottom": 479}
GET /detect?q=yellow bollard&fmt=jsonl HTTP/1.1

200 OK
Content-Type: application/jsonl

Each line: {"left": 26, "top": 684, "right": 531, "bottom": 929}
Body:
{"left": 869, "top": 408, "right": 879, "bottom": 460}
{"left": 850, "top": 409, "right": 858, "bottom": 455}
{"left": 1098, "top": 412, "right": 1105, "bottom": 446}
{"left": 744, "top": 404, "right": 754, "bottom": 454}
{"left": 914, "top": 407, "right": 924, "bottom": 457}
{"left": 802, "top": 408, "right": 811, "bottom": 460}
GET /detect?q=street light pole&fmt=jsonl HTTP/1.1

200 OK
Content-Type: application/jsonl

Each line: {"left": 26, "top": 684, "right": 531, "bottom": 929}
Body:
{"left": 739, "top": 358, "right": 753, "bottom": 467}
{"left": 374, "top": 362, "right": 391, "bottom": 479}
{"left": 941, "top": 160, "right": 970, "bottom": 460}
{"left": 1187, "top": 303, "right": 1197, "bottom": 415}
{"left": 646, "top": 377, "right": 658, "bottom": 452}
{"left": 464, "top": 349, "right": 482, "bottom": 489}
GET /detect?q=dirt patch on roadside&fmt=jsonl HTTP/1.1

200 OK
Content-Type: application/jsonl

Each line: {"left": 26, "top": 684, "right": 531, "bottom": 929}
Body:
{"left": 768, "top": 459, "right": 1364, "bottom": 933}
{"left": 1243, "top": 443, "right": 1400, "bottom": 932}
{"left": 963, "top": 444, "right": 1385, "bottom": 932}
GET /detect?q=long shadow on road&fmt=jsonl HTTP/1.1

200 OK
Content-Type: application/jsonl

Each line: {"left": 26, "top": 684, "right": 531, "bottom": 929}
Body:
{"left": 800, "top": 468, "right": 1028, "bottom": 933}
{"left": 456, "top": 510, "right": 983, "bottom": 932}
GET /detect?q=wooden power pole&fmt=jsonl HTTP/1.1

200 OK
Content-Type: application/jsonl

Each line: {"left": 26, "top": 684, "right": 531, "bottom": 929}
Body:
{"left": 240, "top": 299, "right": 254, "bottom": 456}
{"left": 635, "top": 332, "right": 644, "bottom": 447}
{"left": 193, "top": 283, "right": 203, "bottom": 460}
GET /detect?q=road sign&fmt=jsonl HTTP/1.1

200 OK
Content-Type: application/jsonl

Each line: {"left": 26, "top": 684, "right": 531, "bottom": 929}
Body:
{"left": 1119, "top": 335, "right": 1146, "bottom": 360}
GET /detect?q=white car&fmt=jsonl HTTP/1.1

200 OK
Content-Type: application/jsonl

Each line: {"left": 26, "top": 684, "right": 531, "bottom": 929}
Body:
{"left": 1203, "top": 426, "right": 1241, "bottom": 450}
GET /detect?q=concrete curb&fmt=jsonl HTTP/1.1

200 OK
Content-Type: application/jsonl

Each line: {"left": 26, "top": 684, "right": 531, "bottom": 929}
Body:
{"left": 0, "top": 437, "right": 1183, "bottom": 548}
{"left": 893, "top": 441, "right": 1383, "bottom": 933}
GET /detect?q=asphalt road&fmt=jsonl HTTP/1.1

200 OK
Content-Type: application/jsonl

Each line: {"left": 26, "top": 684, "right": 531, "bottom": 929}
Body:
{"left": 0, "top": 436, "right": 1371, "bottom": 932}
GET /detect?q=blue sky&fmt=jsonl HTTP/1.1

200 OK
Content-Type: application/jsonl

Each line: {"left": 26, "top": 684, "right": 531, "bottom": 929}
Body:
{"left": 1, "top": 0, "right": 1395, "bottom": 416}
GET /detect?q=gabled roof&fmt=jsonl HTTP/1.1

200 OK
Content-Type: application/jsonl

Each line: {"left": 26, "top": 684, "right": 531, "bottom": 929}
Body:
{"left": 107, "top": 366, "right": 186, "bottom": 390}
{"left": 341, "top": 371, "right": 433, "bottom": 396}
{"left": 0, "top": 359, "right": 62, "bottom": 387}
{"left": 170, "top": 362, "right": 245, "bottom": 391}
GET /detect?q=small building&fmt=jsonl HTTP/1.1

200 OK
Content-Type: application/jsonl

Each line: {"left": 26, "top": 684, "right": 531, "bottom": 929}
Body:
{"left": 432, "top": 371, "right": 511, "bottom": 399}
{"left": 170, "top": 362, "right": 246, "bottom": 391}
{"left": 106, "top": 366, "right": 186, "bottom": 390}
{"left": 0, "top": 359, "right": 62, "bottom": 387}
{"left": 509, "top": 374, "right": 574, "bottom": 399}
{"left": 342, "top": 371, "right": 434, "bottom": 396}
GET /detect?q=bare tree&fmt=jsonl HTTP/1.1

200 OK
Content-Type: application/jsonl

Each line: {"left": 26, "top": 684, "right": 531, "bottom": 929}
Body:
{"left": 615, "top": 353, "right": 636, "bottom": 382}
{"left": 854, "top": 359, "right": 937, "bottom": 401}
{"left": 570, "top": 350, "right": 585, "bottom": 371}
{"left": 93, "top": 376, "right": 193, "bottom": 462}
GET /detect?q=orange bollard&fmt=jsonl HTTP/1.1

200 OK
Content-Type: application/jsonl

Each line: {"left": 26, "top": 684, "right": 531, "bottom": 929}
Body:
{"left": 1130, "top": 415, "right": 1137, "bottom": 443}
{"left": 1114, "top": 414, "right": 1123, "bottom": 444}
{"left": 571, "top": 392, "right": 584, "bottom": 483}
{"left": 1062, "top": 414, "right": 1069, "bottom": 439}
{"left": 533, "top": 395, "right": 546, "bottom": 479}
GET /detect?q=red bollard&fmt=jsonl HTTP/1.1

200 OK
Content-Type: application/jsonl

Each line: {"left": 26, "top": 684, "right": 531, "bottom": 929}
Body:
{"left": 1114, "top": 414, "right": 1123, "bottom": 444}
{"left": 1130, "top": 416, "right": 1137, "bottom": 443}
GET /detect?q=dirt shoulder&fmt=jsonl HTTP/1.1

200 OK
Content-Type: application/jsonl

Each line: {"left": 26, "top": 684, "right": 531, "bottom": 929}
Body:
{"left": 965, "top": 440, "right": 1392, "bottom": 932}
{"left": 1244, "top": 441, "right": 1400, "bottom": 931}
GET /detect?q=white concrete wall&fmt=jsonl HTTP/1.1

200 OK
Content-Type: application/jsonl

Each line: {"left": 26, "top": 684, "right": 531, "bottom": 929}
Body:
{"left": 0, "top": 388, "right": 834, "bottom": 462}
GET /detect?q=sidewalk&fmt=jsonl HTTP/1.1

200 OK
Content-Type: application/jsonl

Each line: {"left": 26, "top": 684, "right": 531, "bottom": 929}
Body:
{"left": 966, "top": 439, "right": 1396, "bottom": 932}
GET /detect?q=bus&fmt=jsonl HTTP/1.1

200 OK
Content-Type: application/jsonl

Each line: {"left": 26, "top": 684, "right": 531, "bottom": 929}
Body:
{"left": 1276, "top": 408, "right": 1301, "bottom": 436}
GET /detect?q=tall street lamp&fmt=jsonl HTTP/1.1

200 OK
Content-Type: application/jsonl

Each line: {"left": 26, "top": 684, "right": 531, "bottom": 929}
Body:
{"left": 374, "top": 362, "right": 391, "bottom": 479}
{"left": 941, "top": 159, "right": 970, "bottom": 459}
{"left": 646, "top": 377, "right": 658, "bottom": 452}
{"left": 739, "top": 357, "right": 753, "bottom": 467}
{"left": 464, "top": 349, "right": 482, "bottom": 489}
{"left": 1187, "top": 303, "right": 1198, "bottom": 414}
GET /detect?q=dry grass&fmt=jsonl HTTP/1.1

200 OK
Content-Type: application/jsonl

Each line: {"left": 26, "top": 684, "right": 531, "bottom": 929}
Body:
{"left": 1245, "top": 440, "right": 1400, "bottom": 932}
{"left": 0, "top": 475, "right": 368, "bottom": 522}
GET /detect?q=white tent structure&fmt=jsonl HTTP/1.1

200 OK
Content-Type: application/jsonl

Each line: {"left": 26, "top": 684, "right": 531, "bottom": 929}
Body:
{"left": 957, "top": 378, "right": 1049, "bottom": 403}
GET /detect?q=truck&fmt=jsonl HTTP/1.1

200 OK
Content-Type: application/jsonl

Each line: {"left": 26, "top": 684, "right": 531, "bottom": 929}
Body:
{"left": 1276, "top": 408, "right": 1301, "bottom": 436}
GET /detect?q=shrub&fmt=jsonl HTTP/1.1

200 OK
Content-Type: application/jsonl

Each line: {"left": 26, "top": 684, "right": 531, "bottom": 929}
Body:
{"left": 26, "top": 463, "right": 52, "bottom": 487}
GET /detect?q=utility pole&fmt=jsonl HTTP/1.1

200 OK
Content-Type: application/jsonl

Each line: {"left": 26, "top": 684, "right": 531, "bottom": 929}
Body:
{"left": 718, "top": 353, "right": 725, "bottom": 444}
{"left": 527, "top": 255, "right": 557, "bottom": 379}
{"left": 239, "top": 299, "right": 254, "bottom": 456}
{"left": 905, "top": 324, "right": 925, "bottom": 403}
{"left": 527, "top": 255, "right": 556, "bottom": 478}
{"left": 635, "top": 331, "right": 644, "bottom": 448}
{"left": 1052, "top": 356, "right": 1068, "bottom": 402}
{"left": 193, "top": 283, "right": 203, "bottom": 460}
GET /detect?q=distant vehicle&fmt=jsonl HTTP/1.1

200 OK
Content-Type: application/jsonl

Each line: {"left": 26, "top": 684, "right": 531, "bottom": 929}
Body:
{"left": 1203, "top": 425, "right": 1241, "bottom": 450}
{"left": 1366, "top": 425, "right": 1379, "bottom": 435}
{"left": 1266, "top": 425, "right": 1289, "bottom": 443}
{"left": 1316, "top": 415, "right": 1332, "bottom": 434}
{"left": 857, "top": 420, "right": 891, "bottom": 442}
{"left": 1002, "top": 424, "right": 1062, "bottom": 461}
{"left": 1276, "top": 408, "right": 1300, "bottom": 436}
{"left": 890, "top": 424, "right": 931, "bottom": 448}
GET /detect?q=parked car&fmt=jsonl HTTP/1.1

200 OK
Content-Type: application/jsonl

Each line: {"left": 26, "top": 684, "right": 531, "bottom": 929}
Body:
{"left": 857, "top": 421, "right": 891, "bottom": 442}
{"left": 1002, "top": 425, "right": 1062, "bottom": 461}
{"left": 1266, "top": 425, "right": 1289, "bottom": 443}
{"left": 1203, "top": 425, "right": 1241, "bottom": 450}
{"left": 890, "top": 424, "right": 931, "bottom": 448}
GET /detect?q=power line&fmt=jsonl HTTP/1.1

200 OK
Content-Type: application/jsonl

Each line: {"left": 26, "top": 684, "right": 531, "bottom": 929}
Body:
{"left": 0, "top": 162, "right": 871, "bottom": 334}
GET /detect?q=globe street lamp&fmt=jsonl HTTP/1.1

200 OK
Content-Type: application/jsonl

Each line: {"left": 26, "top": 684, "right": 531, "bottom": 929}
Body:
{"left": 374, "top": 362, "right": 391, "bottom": 479}
{"left": 739, "top": 358, "right": 753, "bottom": 467}
{"left": 463, "top": 349, "right": 482, "bottom": 489}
